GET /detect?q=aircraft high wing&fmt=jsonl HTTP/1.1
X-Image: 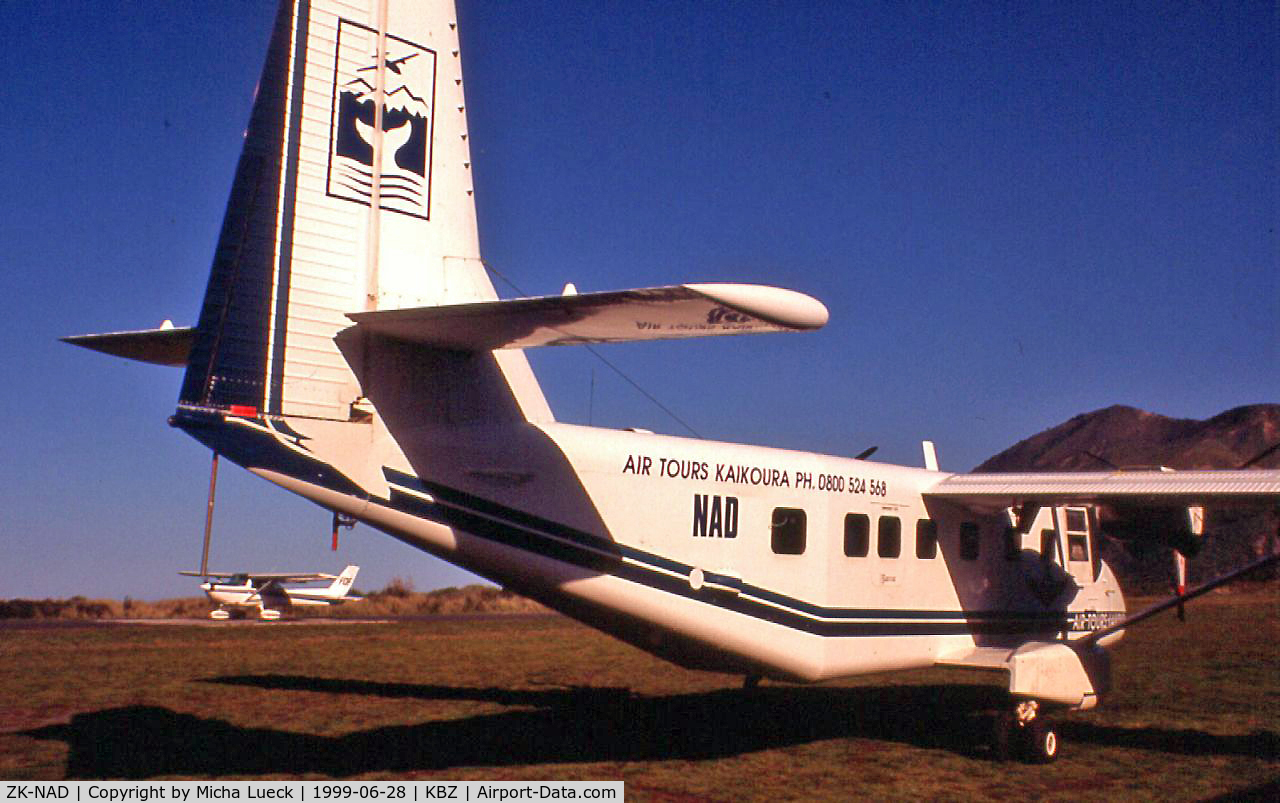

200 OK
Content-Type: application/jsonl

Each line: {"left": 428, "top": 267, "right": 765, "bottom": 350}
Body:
{"left": 926, "top": 469, "right": 1280, "bottom": 510}
{"left": 927, "top": 468, "right": 1279, "bottom": 560}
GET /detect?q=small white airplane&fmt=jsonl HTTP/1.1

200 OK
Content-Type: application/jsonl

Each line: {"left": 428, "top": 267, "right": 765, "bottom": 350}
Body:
{"left": 179, "top": 566, "right": 360, "bottom": 621}
{"left": 65, "top": 0, "right": 1278, "bottom": 763}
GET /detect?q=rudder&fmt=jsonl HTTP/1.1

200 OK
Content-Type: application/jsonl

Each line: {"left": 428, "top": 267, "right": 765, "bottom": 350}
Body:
{"left": 326, "top": 565, "right": 359, "bottom": 598}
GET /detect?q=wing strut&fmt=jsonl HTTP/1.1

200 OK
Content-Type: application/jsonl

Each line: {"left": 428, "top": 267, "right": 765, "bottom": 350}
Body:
{"left": 1078, "top": 551, "right": 1280, "bottom": 647}
{"left": 200, "top": 452, "right": 220, "bottom": 578}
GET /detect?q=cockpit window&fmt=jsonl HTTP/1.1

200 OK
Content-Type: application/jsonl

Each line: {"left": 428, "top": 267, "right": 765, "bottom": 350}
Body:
{"left": 1065, "top": 508, "right": 1088, "bottom": 533}
{"left": 1064, "top": 508, "right": 1089, "bottom": 563}
{"left": 915, "top": 519, "right": 938, "bottom": 559}
{"left": 960, "top": 522, "right": 980, "bottom": 560}
{"left": 1040, "top": 529, "right": 1058, "bottom": 563}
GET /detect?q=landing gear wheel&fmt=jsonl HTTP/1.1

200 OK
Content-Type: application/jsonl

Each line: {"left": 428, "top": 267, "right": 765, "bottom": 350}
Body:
{"left": 1020, "top": 717, "right": 1059, "bottom": 764}
{"left": 990, "top": 710, "right": 1016, "bottom": 761}
{"left": 991, "top": 700, "right": 1060, "bottom": 763}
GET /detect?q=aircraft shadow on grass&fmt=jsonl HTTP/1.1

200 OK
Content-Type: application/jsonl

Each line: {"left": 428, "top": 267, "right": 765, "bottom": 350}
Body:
{"left": 21, "top": 676, "right": 1278, "bottom": 778}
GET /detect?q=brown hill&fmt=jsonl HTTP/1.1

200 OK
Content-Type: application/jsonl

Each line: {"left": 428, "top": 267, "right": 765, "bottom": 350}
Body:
{"left": 975, "top": 404, "right": 1280, "bottom": 472}
{"left": 975, "top": 404, "right": 1280, "bottom": 591}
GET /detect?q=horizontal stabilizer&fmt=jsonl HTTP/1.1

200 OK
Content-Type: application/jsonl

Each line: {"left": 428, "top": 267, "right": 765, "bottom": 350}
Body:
{"left": 63, "top": 325, "right": 194, "bottom": 367}
{"left": 346, "top": 283, "right": 828, "bottom": 350}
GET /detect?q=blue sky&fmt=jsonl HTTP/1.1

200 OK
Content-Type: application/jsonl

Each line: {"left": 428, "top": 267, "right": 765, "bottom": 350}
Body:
{"left": 1, "top": 1, "right": 1274, "bottom": 600}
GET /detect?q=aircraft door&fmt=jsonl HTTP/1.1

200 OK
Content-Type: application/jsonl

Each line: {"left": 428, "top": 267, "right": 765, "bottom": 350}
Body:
{"left": 1058, "top": 507, "right": 1096, "bottom": 586}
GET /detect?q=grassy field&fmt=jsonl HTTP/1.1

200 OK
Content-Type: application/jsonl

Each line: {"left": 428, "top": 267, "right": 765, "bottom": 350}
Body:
{"left": 1, "top": 592, "right": 1275, "bottom": 800}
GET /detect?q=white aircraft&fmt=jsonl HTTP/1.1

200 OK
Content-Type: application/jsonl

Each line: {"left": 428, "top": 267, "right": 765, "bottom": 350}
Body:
{"left": 179, "top": 566, "right": 360, "bottom": 620}
{"left": 65, "top": 0, "right": 1278, "bottom": 763}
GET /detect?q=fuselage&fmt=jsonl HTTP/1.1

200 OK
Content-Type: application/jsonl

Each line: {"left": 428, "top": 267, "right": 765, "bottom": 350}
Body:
{"left": 178, "top": 409, "right": 1126, "bottom": 682}
{"left": 203, "top": 581, "right": 260, "bottom": 609}
{"left": 200, "top": 578, "right": 342, "bottom": 614}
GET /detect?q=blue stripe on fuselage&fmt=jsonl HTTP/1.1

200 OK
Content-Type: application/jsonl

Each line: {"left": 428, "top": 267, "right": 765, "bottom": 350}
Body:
{"left": 382, "top": 468, "right": 1069, "bottom": 636}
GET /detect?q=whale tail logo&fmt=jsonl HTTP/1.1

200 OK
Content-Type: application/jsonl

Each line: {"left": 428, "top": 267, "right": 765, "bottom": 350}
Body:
{"left": 327, "top": 18, "right": 435, "bottom": 219}
{"left": 168, "top": 0, "right": 506, "bottom": 421}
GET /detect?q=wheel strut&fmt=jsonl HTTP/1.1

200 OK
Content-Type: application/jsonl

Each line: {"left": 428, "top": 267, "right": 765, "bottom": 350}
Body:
{"left": 993, "top": 699, "right": 1060, "bottom": 764}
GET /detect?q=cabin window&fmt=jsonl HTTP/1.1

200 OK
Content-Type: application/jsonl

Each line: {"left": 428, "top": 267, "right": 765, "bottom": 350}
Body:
{"left": 915, "top": 519, "right": 938, "bottom": 559}
{"left": 1003, "top": 526, "right": 1021, "bottom": 561}
{"left": 771, "top": 508, "right": 807, "bottom": 555}
{"left": 878, "top": 516, "right": 901, "bottom": 558}
{"left": 844, "top": 513, "right": 870, "bottom": 557}
{"left": 1040, "top": 528, "right": 1058, "bottom": 563}
{"left": 960, "top": 522, "right": 980, "bottom": 560}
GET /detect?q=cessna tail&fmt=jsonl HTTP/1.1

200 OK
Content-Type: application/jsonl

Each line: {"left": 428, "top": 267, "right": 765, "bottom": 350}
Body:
{"left": 67, "top": 0, "right": 1279, "bottom": 763}
{"left": 304, "top": 565, "right": 361, "bottom": 603}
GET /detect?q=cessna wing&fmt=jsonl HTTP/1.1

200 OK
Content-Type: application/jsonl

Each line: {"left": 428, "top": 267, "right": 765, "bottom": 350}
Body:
{"left": 179, "top": 570, "right": 337, "bottom": 583}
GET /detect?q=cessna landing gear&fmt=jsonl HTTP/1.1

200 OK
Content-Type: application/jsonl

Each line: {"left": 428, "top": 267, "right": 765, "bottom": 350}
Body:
{"left": 992, "top": 699, "right": 1059, "bottom": 764}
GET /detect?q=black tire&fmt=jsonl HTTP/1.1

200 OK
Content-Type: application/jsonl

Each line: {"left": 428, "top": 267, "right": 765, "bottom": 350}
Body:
{"left": 1020, "top": 717, "right": 1060, "bottom": 764}
{"left": 990, "top": 710, "right": 1016, "bottom": 761}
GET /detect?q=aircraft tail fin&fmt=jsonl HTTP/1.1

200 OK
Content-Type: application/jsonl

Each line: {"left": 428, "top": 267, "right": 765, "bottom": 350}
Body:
{"left": 175, "top": 0, "right": 549, "bottom": 422}
{"left": 324, "top": 565, "right": 359, "bottom": 599}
